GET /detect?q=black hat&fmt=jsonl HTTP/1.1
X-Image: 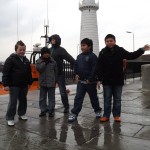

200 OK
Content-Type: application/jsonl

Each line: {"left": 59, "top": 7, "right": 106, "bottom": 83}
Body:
{"left": 105, "top": 34, "right": 116, "bottom": 41}
{"left": 41, "top": 47, "right": 50, "bottom": 56}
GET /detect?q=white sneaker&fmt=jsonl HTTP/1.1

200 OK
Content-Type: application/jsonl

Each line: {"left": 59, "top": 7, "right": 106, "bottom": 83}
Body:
{"left": 7, "top": 120, "right": 15, "bottom": 126}
{"left": 68, "top": 113, "right": 77, "bottom": 122}
{"left": 19, "top": 115, "right": 28, "bottom": 120}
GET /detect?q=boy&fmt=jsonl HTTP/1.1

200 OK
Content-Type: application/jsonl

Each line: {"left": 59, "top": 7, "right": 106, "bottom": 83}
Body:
{"left": 36, "top": 47, "right": 58, "bottom": 117}
{"left": 48, "top": 34, "right": 75, "bottom": 113}
{"left": 68, "top": 38, "right": 102, "bottom": 122}
{"left": 97, "top": 34, "right": 150, "bottom": 122}
{"left": 2, "top": 40, "right": 33, "bottom": 126}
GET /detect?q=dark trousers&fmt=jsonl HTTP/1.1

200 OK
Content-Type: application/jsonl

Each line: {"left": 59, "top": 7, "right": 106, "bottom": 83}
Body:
{"left": 103, "top": 85, "right": 123, "bottom": 118}
{"left": 58, "top": 75, "right": 69, "bottom": 109}
{"left": 6, "top": 86, "right": 28, "bottom": 120}
{"left": 71, "top": 82, "right": 101, "bottom": 115}
{"left": 39, "top": 86, "right": 55, "bottom": 113}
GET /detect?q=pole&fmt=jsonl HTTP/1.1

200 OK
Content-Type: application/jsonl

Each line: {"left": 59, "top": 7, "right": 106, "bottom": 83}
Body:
{"left": 133, "top": 33, "right": 134, "bottom": 51}
{"left": 126, "top": 31, "right": 135, "bottom": 52}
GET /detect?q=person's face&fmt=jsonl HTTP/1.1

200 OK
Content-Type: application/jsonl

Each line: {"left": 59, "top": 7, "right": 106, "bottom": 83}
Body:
{"left": 51, "top": 39, "right": 56, "bottom": 45}
{"left": 16, "top": 45, "right": 26, "bottom": 57}
{"left": 105, "top": 38, "right": 116, "bottom": 48}
{"left": 43, "top": 53, "right": 50, "bottom": 58}
{"left": 81, "top": 43, "right": 91, "bottom": 53}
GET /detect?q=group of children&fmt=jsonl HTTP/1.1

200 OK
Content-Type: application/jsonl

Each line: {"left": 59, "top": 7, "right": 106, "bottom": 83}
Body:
{"left": 2, "top": 34, "right": 150, "bottom": 126}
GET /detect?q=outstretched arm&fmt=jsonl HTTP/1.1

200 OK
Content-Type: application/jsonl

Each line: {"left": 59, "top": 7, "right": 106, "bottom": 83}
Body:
{"left": 61, "top": 48, "right": 75, "bottom": 67}
{"left": 122, "top": 44, "right": 150, "bottom": 60}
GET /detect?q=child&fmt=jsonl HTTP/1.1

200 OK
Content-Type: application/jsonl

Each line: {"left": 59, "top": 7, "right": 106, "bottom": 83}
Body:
{"left": 97, "top": 34, "right": 150, "bottom": 122}
{"left": 48, "top": 34, "right": 75, "bottom": 113}
{"left": 35, "top": 47, "right": 58, "bottom": 117}
{"left": 2, "top": 40, "right": 33, "bottom": 126}
{"left": 68, "top": 38, "right": 102, "bottom": 122}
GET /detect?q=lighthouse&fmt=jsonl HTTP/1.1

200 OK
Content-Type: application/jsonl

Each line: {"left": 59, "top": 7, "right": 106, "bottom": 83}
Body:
{"left": 79, "top": 0, "right": 99, "bottom": 56}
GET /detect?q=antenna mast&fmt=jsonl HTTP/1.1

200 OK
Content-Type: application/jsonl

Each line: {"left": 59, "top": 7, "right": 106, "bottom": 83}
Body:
{"left": 17, "top": 0, "right": 19, "bottom": 40}
{"left": 41, "top": 0, "right": 49, "bottom": 47}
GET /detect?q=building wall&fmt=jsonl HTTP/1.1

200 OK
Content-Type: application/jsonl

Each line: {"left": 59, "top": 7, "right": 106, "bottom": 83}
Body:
{"left": 80, "top": 8, "right": 99, "bottom": 56}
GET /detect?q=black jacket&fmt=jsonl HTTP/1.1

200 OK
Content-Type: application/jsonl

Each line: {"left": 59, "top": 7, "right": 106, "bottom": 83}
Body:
{"left": 75, "top": 51, "right": 97, "bottom": 82}
{"left": 49, "top": 34, "right": 75, "bottom": 75}
{"left": 2, "top": 53, "right": 33, "bottom": 87}
{"left": 97, "top": 45, "right": 144, "bottom": 85}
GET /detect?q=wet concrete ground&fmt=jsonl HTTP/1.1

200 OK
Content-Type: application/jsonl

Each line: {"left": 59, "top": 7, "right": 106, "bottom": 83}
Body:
{"left": 0, "top": 78, "right": 150, "bottom": 150}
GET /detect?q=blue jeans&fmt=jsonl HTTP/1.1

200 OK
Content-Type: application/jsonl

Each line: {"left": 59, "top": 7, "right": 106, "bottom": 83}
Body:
{"left": 71, "top": 82, "right": 101, "bottom": 115}
{"left": 103, "top": 85, "right": 123, "bottom": 118}
{"left": 6, "top": 86, "right": 28, "bottom": 120}
{"left": 39, "top": 86, "right": 55, "bottom": 113}
{"left": 57, "top": 75, "right": 69, "bottom": 109}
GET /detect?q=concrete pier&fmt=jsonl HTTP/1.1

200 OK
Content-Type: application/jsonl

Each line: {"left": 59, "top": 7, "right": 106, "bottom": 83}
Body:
{"left": 142, "top": 64, "right": 150, "bottom": 91}
{"left": 0, "top": 78, "right": 150, "bottom": 149}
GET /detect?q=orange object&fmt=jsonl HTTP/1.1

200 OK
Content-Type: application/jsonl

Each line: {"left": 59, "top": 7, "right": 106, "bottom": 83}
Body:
{"left": 30, "top": 64, "right": 39, "bottom": 79}
{"left": 114, "top": 117, "right": 121, "bottom": 122}
{"left": 30, "top": 64, "right": 39, "bottom": 89}
{"left": 100, "top": 117, "right": 109, "bottom": 122}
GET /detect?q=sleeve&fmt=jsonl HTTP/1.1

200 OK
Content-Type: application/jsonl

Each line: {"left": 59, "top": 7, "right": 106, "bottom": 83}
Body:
{"left": 122, "top": 48, "right": 144, "bottom": 60}
{"left": 96, "top": 51, "right": 104, "bottom": 82}
{"left": 87, "top": 54, "right": 98, "bottom": 82}
{"left": 28, "top": 63, "right": 33, "bottom": 85}
{"left": 35, "top": 59, "right": 46, "bottom": 73}
{"left": 61, "top": 48, "right": 75, "bottom": 68}
{"left": 2, "top": 57, "right": 13, "bottom": 87}
{"left": 54, "top": 62, "right": 58, "bottom": 83}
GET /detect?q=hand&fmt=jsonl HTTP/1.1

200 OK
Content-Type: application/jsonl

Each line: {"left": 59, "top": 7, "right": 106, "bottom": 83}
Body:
{"left": 55, "top": 83, "right": 58, "bottom": 88}
{"left": 66, "top": 89, "right": 70, "bottom": 95}
{"left": 75, "top": 75, "right": 80, "bottom": 83}
{"left": 97, "top": 81, "right": 101, "bottom": 90}
{"left": 4, "top": 86, "right": 9, "bottom": 91}
{"left": 86, "top": 80, "right": 90, "bottom": 84}
{"left": 143, "top": 44, "right": 150, "bottom": 51}
{"left": 43, "top": 58, "right": 50, "bottom": 64}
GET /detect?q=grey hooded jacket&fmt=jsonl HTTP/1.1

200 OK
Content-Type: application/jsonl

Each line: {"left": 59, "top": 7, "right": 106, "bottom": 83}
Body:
{"left": 35, "top": 57, "right": 58, "bottom": 87}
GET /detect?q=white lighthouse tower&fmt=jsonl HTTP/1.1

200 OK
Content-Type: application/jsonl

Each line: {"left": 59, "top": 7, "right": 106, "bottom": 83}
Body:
{"left": 79, "top": 0, "right": 99, "bottom": 56}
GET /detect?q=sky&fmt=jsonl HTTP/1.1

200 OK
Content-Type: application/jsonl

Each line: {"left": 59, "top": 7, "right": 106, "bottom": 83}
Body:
{"left": 0, "top": 0, "right": 150, "bottom": 61}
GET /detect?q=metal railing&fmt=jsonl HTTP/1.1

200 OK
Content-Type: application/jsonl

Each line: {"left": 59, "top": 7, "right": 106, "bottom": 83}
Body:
{"left": 1, "top": 61, "right": 150, "bottom": 83}
{"left": 63, "top": 61, "right": 74, "bottom": 79}
{"left": 124, "top": 61, "right": 150, "bottom": 79}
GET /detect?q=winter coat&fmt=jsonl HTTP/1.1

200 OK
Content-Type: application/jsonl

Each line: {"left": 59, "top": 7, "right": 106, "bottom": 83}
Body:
{"left": 2, "top": 53, "right": 33, "bottom": 87}
{"left": 49, "top": 34, "right": 75, "bottom": 75}
{"left": 97, "top": 45, "right": 145, "bottom": 85}
{"left": 74, "top": 51, "right": 97, "bottom": 82}
{"left": 35, "top": 57, "right": 58, "bottom": 87}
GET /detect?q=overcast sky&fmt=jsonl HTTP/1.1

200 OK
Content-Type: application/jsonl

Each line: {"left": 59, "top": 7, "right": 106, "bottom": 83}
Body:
{"left": 0, "top": 0, "right": 150, "bottom": 61}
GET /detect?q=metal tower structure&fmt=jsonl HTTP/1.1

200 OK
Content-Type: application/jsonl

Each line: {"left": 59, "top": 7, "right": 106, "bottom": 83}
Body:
{"left": 79, "top": 0, "right": 99, "bottom": 56}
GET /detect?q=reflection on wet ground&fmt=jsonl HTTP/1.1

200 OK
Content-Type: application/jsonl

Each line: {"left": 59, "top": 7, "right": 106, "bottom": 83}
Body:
{"left": 0, "top": 78, "right": 150, "bottom": 150}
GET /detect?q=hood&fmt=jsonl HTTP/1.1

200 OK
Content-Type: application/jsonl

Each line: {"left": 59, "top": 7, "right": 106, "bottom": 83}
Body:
{"left": 49, "top": 34, "right": 61, "bottom": 46}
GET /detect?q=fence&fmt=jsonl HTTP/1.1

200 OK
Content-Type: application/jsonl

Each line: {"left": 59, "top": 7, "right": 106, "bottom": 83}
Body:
{"left": 63, "top": 60, "right": 150, "bottom": 81}
{"left": 63, "top": 61, "right": 74, "bottom": 79}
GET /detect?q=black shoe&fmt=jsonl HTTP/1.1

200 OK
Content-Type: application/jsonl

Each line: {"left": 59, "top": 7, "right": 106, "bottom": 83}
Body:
{"left": 39, "top": 112, "right": 46, "bottom": 117}
{"left": 64, "top": 108, "right": 69, "bottom": 113}
{"left": 39, "top": 109, "right": 49, "bottom": 117}
{"left": 49, "top": 112, "right": 54, "bottom": 117}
